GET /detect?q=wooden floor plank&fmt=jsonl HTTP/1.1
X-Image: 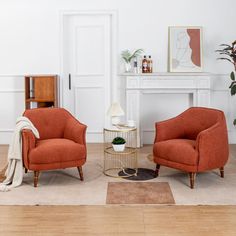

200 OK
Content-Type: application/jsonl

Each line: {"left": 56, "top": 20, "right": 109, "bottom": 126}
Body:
{"left": 0, "top": 206, "right": 235, "bottom": 235}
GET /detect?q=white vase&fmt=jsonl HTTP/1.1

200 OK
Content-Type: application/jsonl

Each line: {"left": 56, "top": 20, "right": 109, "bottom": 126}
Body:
{"left": 124, "top": 62, "right": 132, "bottom": 73}
{"left": 112, "top": 144, "right": 125, "bottom": 152}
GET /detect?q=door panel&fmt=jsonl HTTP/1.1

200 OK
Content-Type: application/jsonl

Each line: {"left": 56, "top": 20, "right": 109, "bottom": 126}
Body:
{"left": 75, "top": 87, "right": 105, "bottom": 132}
{"left": 75, "top": 26, "right": 105, "bottom": 75}
{"left": 63, "top": 14, "right": 111, "bottom": 142}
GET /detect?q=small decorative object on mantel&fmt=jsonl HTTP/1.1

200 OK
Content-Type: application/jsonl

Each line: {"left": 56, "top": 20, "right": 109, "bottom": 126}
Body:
{"left": 121, "top": 49, "right": 144, "bottom": 73}
{"left": 216, "top": 40, "right": 236, "bottom": 124}
{"left": 112, "top": 137, "right": 126, "bottom": 152}
{"left": 168, "top": 26, "right": 203, "bottom": 72}
{"left": 142, "top": 55, "right": 148, "bottom": 73}
{"left": 142, "top": 55, "right": 153, "bottom": 73}
{"left": 148, "top": 55, "right": 153, "bottom": 73}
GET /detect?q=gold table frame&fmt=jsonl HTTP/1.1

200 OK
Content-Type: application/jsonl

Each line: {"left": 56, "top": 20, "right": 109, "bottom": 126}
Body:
{"left": 103, "top": 127, "right": 138, "bottom": 177}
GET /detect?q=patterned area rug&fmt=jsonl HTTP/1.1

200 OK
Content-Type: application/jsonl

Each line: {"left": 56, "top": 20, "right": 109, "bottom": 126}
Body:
{"left": 106, "top": 182, "right": 175, "bottom": 204}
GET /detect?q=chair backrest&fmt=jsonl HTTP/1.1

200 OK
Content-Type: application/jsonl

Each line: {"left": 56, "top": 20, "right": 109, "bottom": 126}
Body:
{"left": 23, "top": 108, "right": 71, "bottom": 140}
{"left": 182, "top": 107, "right": 225, "bottom": 139}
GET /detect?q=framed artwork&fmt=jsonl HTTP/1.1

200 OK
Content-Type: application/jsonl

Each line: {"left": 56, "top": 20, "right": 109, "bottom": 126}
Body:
{"left": 168, "top": 26, "right": 203, "bottom": 72}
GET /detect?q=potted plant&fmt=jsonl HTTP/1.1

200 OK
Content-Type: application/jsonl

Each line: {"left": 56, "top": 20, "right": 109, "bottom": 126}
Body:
{"left": 216, "top": 40, "right": 236, "bottom": 124}
{"left": 121, "top": 49, "right": 144, "bottom": 72}
{"left": 112, "top": 137, "right": 126, "bottom": 152}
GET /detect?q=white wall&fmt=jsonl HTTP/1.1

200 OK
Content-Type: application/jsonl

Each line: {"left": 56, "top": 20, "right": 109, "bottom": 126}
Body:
{"left": 0, "top": 0, "right": 235, "bottom": 74}
{"left": 0, "top": 0, "right": 236, "bottom": 143}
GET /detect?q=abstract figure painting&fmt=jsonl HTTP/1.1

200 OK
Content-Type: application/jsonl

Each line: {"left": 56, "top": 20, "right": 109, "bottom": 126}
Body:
{"left": 169, "top": 26, "right": 203, "bottom": 72}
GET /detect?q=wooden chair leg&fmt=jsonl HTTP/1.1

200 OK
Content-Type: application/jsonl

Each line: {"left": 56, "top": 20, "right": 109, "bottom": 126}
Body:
{"left": 34, "top": 171, "right": 39, "bottom": 187}
{"left": 155, "top": 164, "right": 160, "bottom": 177}
{"left": 220, "top": 167, "right": 224, "bottom": 178}
{"left": 189, "top": 172, "right": 196, "bottom": 189}
{"left": 77, "top": 166, "right": 84, "bottom": 181}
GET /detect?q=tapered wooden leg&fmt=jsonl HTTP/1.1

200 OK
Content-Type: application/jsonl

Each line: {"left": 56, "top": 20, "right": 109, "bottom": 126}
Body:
{"left": 220, "top": 167, "right": 224, "bottom": 178}
{"left": 155, "top": 164, "right": 160, "bottom": 177}
{"left": 189, "top": 172, "right": 196, "bottom": 189}
{"left": 25, "top": 168, "right": 28, "bottom": 174}
{"left": 77, "top": 166, "right": 84, "bottom": 181}
{"left": 34, "top": 171, "right": 39, "bottom": 187}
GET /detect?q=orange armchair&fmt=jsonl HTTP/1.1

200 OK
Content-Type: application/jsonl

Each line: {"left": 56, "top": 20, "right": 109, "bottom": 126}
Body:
{"left": 22, "top": 108, "right": 87, "bottom": 187}
{"left": 153, "top": 107, "right": 229, "bottom": 188}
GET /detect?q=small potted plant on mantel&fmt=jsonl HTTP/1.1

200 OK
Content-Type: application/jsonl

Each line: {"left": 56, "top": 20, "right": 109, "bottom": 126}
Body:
{"left": 216, "top": 40, "right": 236, "bottom": 124}
{"left": 112, "top": 137, "right": 126, "bottom": 152}
{"left": 121, "top": 49, "right": 144, "bottom": 73}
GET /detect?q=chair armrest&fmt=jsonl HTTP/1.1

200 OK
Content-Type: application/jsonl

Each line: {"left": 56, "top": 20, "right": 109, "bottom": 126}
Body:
{"left": 64, "top": 117, "right": 87, "bottom": 145}
{"left": 154, "top": 115, "right": 185, "bottom": 143}
{"left": 196, "top": 122, "right": 229, "bottom": 171}
{"left": 22, "top": 129, "right": 37, "bottom": 169}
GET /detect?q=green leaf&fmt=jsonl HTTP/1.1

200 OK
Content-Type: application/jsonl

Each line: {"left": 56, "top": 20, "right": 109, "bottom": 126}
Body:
{"left": 121, "top": 49, "right": 144, "bottom": 62}
{"left": 121, "top": 50, "right": 132, "bottom": 62}
{"left": 233, "top": 119, "right": 236, "bottom": 126}
{"left": 130, "top": 49, "right": 144, "bottom": 59}
{"left": 216, "top": 51, "right": 231, "bottom": 55}
{"left": 123, "top": 58, "right": 129, "bottom": 63}
{"left": 230, "top": 84, "right": 236, "bottom": 95}
{"left": 217, "top": 57, "right": 234, "bottom": 64}
{"left": 216, "top": 50, "right": 228, "bottom": 53}
{"left": 222, "top": 46, "right": 233, "bottom": 51}
{"left": 220, "top": 44, "right": 231, "bottom": 47}
{"left": 230, "top": 71, "right": 235, "bottom": 81}
{"left": 229, "top": 82, "right": 235, "bottom": 88}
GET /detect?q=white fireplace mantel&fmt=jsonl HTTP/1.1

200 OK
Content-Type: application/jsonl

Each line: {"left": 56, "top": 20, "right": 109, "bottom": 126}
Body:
{"left": 122, "top": 72, "right": 211, "bottom": 146}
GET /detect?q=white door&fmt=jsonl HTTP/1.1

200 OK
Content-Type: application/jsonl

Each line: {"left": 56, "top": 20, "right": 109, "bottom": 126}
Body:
{"left": 62, "top": 14, "right": 112, "bottom": 142}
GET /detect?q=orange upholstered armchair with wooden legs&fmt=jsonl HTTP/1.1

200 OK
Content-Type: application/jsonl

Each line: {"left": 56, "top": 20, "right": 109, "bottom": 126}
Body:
{"left": 153, "top": 107, "right": 229, "bottom": 189}
{"left": 22, "top": 108, "right": 87, "bottom": 187}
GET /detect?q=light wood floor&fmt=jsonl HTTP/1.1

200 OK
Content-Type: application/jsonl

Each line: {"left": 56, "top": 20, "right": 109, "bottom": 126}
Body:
{"left": 0, "top": 205, "right": 235, "bottom": 235}
{"left": 0, "top": 144, "right": 236, "bottom": 235}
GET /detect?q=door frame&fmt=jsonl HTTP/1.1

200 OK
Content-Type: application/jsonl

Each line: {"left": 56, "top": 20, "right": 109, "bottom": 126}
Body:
{"left": 59, "top": 10, "right": 118, "bottom": 111}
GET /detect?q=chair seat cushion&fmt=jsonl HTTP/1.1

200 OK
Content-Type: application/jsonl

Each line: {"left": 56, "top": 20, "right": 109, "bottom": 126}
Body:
{"left": 153, "top": 139, "right": 198, "bottom": 166}
{"left": 29, "top": 138, "right": 86, "bottom": 164}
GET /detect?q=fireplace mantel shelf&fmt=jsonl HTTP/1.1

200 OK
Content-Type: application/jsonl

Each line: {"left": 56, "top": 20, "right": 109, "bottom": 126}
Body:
{"left": 120, "top": 72, "right": 211, "bottom": 77}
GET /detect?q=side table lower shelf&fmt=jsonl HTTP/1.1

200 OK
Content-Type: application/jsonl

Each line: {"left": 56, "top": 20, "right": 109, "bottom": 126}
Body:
{"left": 104, "top": 147, "right": 138, "bottom": 178}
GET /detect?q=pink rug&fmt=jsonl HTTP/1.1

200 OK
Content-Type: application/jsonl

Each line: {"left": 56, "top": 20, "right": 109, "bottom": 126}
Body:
{"left": 106, "top": 182, "right": 175, "bottom": 204}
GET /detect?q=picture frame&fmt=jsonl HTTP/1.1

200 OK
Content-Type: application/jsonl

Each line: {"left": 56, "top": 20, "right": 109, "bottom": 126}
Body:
{"left": 168, "top": 26, "right": 203, "bottom": 72}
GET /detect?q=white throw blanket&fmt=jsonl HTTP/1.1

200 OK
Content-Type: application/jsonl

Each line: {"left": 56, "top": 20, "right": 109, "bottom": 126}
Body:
{"left": 0, "top": 116, "right": 39, "bottom": 192}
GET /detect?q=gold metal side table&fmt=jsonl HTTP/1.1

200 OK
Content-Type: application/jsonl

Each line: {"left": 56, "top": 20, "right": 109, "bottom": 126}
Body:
{"left": 103, "top": 126, "right": 138, "bottom": 177}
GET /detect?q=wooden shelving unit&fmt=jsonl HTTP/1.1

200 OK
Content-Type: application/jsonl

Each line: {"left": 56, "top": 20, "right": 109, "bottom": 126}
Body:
{"left": 25, "top": 75, "right": 58, "bottom": 109}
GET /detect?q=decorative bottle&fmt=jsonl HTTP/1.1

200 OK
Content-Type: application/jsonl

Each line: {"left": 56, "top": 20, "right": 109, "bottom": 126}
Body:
{"left": 133, "top": 57, "right": 139, "bottom": 73}
{"left": 147, "top": 55, "right": 153, "bottom": 73}
{"left": 142, "top": 55, "right": 148, "bottom": 73}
